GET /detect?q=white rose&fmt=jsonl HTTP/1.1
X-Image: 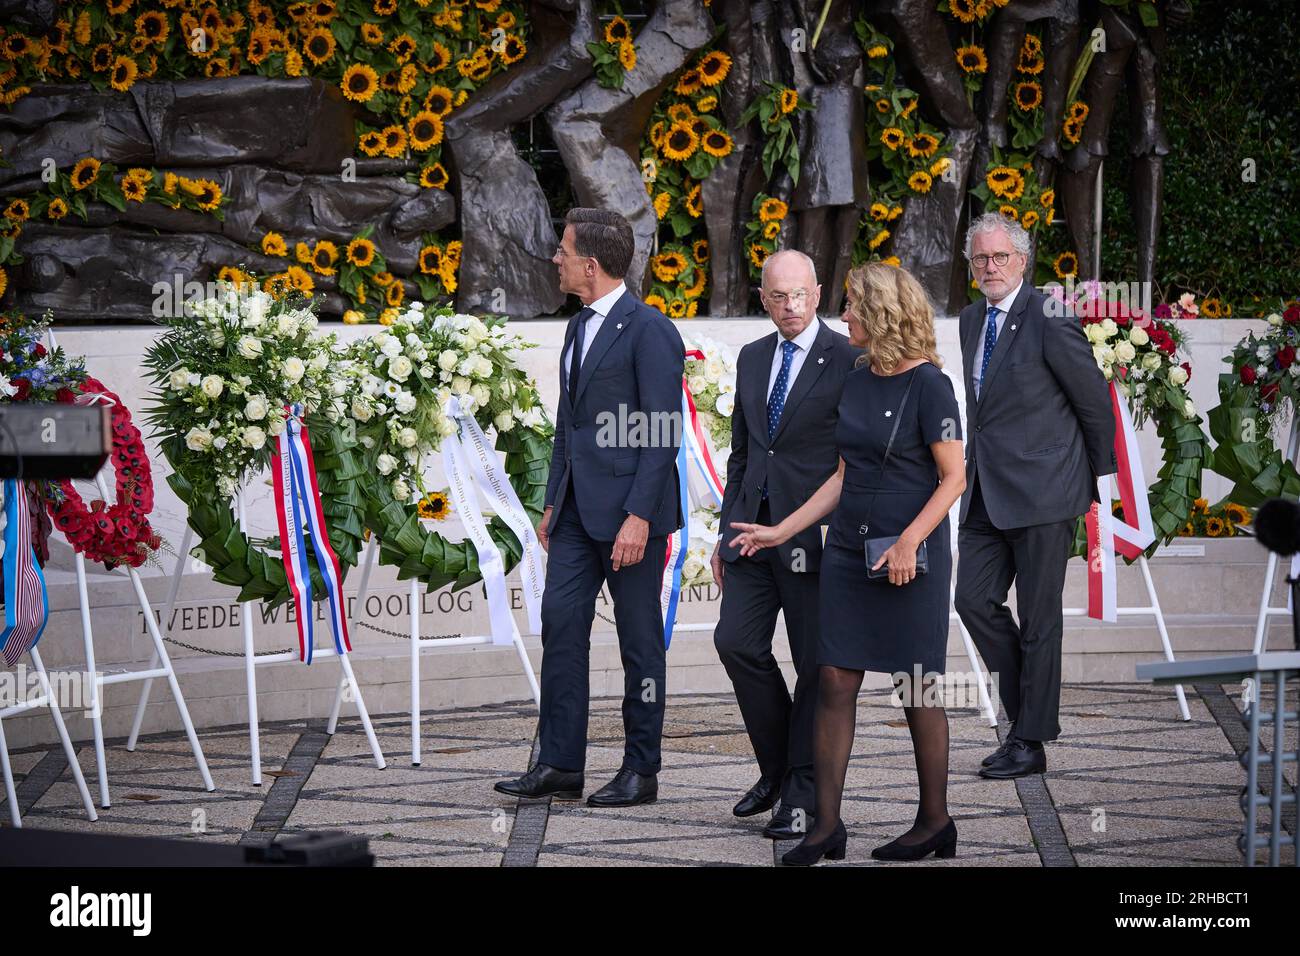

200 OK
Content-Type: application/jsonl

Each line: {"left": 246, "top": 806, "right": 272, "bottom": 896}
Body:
{"left": 391, "top": 479, "right": 410, "bottom": 502}
{"left": 1114, "top": 341, "right": 1136, "bottom": 364}
{"left": 1085, "top": 324, "right": 1107, "bottom": 344}
{"left": 275, "top": 314, "right": 298, "bottom": 337}
{"left": 241, "top": 425, "right": 267, "bottom": 450}
{"left": 283, "top": 357, "right": 306, "bottom": 383}
{"left": 682, "top": 554, "right": 705, "bottom": 583}
{"left": 1256, "top": 345, "right": 1272, "bottom": 363}
{"left": 404, "top": 447, "right": 419, "bottom": 465}
{"left": 1103, "top": 364, "right": 1114, "bottom": 381}
{"left": 451, "top": 375, "right": 471, "bottom": 395}
{"left": 379, "top": 334, "right": 403, "bottom": 358}
{"left": 268, "top": 416, "right": 286, "bottom": 436}
{"left": 494, "top": 409, "right": 514, "bottom": 432}
{"left": 705, "top": 358, "right": 724, "bottom": 382}
{"left": 1168, "top": 365, "right": 1189, "bottom": 386}
{"left": 185, "top": 427, "right": 213, "bottom": 452}
{"left": 395, "top": 391, "right": 417, "bottom": 414}
{"left": 1183, "top": 399, "right": 1195, "bottom": 418}
{"left": 474, "top": 355, "right": 494, "bottom": 379}
{"left": 397, "top": 427, "right": 419, "bottom": 448}
{"left": 438, "top": 416, "right": 457, "bottom": 438}
{"left": 1128, "top": 327, "right": 1150, "bottom": 347}
{"left": 1268, "top": 313, "right": 1283, "bottom": 327}
{"left": 420, "top": 364, "right": 434, "bottom": 378}
{"left": 1142, "top": 352, "right": 1162, "bottom": 371}
{"left": 244, "top": 396, "right": 268, "bottom": 420}
{"left": 471, "top": 383, "right": 491, "bottom": 407}
{"left": 200, "top": 375, "right": 224, "bottom": 399}
{"left": 376, "top": 453, "right": 398, "bottom": 475}
{"left": 1100, "top": 319, "right": 1118, "bottom": 337}
{"left": 388, "top": 355, "right": 413, "bottom": 381}
{"left": 438, "top": 350, "right": 459, "bottom": 372}
{"left": 1101, "top": 347, "right": 1116, "bottom": 365}
{"left": 209, "top": 329, "right": 226, "bottom": 348}
{"left": 169, "top": 368, "right": 191, "bottom": 391}
{"left": 688, "top": 375, "right": 708, "bottom": 394}
{"left": 309, "top": 351, "right": 329, "bottom": 372}
{"left": 237, "top": 336, "right": 263, "bottom": 359}
{"left": 213, "top": 436, "right": 228, "bottom": 451}
{"left": 351, "top": 397, "right": 373, "bottom": 422}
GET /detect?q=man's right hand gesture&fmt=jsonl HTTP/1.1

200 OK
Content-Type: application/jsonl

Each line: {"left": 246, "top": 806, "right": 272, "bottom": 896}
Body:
{"left": 538, "top": 505, "right": 553, "bottom": 553}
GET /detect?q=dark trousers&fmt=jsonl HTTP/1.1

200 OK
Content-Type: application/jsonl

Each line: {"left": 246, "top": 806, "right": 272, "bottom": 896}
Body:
{"left": 537, "top": 503, "right": 669, "bottom": 776}
{"left": 954, "top": 478, "right": 1073, "bottom": 742}
{"left": 713, "top": 503, "right": 821, "bottom": 808}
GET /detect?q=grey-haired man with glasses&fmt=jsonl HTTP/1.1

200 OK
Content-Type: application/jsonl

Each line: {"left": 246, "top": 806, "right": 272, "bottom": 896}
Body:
{"left": 712, "top": 250, "right": 860, "bottom": 839}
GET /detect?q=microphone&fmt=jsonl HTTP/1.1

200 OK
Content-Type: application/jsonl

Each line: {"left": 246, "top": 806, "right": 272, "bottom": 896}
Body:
{"left": 1254, "top": 498, "right": 1300, "bottom": 556}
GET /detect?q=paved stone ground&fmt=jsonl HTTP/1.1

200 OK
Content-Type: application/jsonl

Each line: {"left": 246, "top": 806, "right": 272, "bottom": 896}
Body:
{"left": 6, "top": 682, "right": 1296, "bottom": 866}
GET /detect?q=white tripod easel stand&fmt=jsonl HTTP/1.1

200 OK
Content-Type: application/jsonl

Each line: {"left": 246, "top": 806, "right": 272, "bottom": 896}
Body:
{"left": 1251, "top": 417, "right": 1300, "bottom": 655}
{"left": 65, "top": 402, "right": 215, "bottom": 807}
{"left": 1062, "top": 473, "right": 1190, "bottom": 721}
{"left": 127, "top": 490, "right": 386, "bottom": 786}
{"left": 0, "top": 647, "right": 98, "bottom": 827}
{"left": 326, "top": 535, "right": 540, "bottom": 766}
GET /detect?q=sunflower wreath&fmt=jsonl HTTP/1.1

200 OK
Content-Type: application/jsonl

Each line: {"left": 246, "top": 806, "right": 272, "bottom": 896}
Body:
{"left": 46, "top": 376, "right": 164, "bottom": 569}
{"left": 1064, "top": 294, "right": 1212, "bottom": 560}
{"left": 341, "top": 304, "right": 553, "bottom": 592}
{"left": 144, "top": 279, "right": 366, "bottom": 604}
{"left": 1206, "top": 306, "right": 1300, "bottom": 506}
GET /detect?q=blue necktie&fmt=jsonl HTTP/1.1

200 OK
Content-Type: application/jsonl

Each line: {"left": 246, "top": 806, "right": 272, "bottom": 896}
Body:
{"left": 767, "top": 340, "right": 798, "bottom": 440}
{"left": 978, "top": 305, "right": 999, "bottom": 396}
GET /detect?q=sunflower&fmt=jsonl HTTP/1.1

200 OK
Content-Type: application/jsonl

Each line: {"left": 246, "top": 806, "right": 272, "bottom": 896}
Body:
{"left": 1021, "top": 210, "right": 1039, "bottom": 229}
{"left": 1178, "top": 521, "right": 1194, "bottom": 537}
{"left": 652, "top": 250, "right": 688, "bottom": 282}
{"left": 311, "top": 240, "right": 339, "bottom": 275}
{"left": 875, "top": 98, "right": 891, "bottom": 115}
{"left": 697, "top": 50, "right": 731, "bottom": 87}
{"left": 697, "top": 95, "right": 718, "bottom": 113}
{"left": 417, "top": 491, "right": 452, "bottom": 521}
{"left": 758, "top": 197, "right": 788, "bottom": 223}
{"left": 930, "top": 157, "right": 952, "bottom": 180}
{"left": 107, "top": 0, "right": 132, "bottom": 16}
{"left": 74, "top": 11, "right": 91, "bottom": 45}
{"left": 261, "top": 232, "right": 289, "bottom": 257}
{"left": 500, "top": 34, "right": 526, "bottom": 65}
{"left": 424, "top": 85, "right": 455, "bottom": 115}
{"left": 418, "top": 245, "right": 443, "bottom": 275}
{"left": 685, "top": 181, "right": 703, "bottom": 217}
{"left": 653, "top": 191, "right": 670, "bottom": 219}
{"left": 645, "top": 293, "right": 669, "bottom": 313}
{"left": 692, "top": 238, "right": 710, "bottom": 264}
{"left": 341, "top": 63, "right": 379, "bottom": 103}
{"left": 428, "top": 41, "right": 452, "bottom": 72}
{"left": 661, "top": 122, "right": 700, "bottom": 161}
{"left": 71, "top": 157, "right": 101, "bottom": 191}
{"left": 998, "top": 204, "right": 1019, "bottom": 219}
{"left": 408, "top": 111, "right": 444, "bottom": 151}
{"left": 90, "top": 44, "right": 113, "bottom": 72}
{"left": 345, "top": 237, "right": 375, "bottom": 268}
{"left": 1225, "top": 503, "right": 1251, "bottom": 526}
{"left": 749, "top": 243, "right": 770, "bottom": 270}
{"left": 303, "top": 28, "right": 336, "bottom": 65}
{"left": 1017, "top": 49, "right": 1044, "bottom": 75}
{"left": 1021, "top": 34, "right": 1043, "bottom": 58}
{"left": 286, "top": 265, "right": 315, "bottom": 295}
{"left": 776, "top": 88, "right": 799, "bottom": 116}
{"left": 439, "top": 259, "right": 458, "bottom": 294}
{"left": 701, "top": 129, "right": 733, "bottom": 158}
{"left": 868, "top": 228, "right": 890, "bottom": 251}
{"left": 880, "top": 127, "right": 905, "bottom": 151}
{"left": 1039, "top": 188, "right": 1055, "bottom": 209}
{"left": 986, "top": 166, "right": 1025, "bottom": 201}
{"left": 866, "top": 44, "right": 888, "bottom": 58}
{"left": 120, "top": 176, "right": 147, "bottom": 202}
{"left": 1201, "top": 297, "right": 1222, "bottom": 318}
{"left": 604, "top": 16, "right": 632, "bottom": 43}
{"left": 901, "top": 98, "right": 918, "bottom": 119}
{"left": 359, "top": 22, "right": 383, "bottom": 46}
{"left": 497, "top": 11, "right": 517, "bottom": 30}
{"left": 285, "top": 49, "right": 304, "bottom": 76}
{"left": 667, "top": 298, "right": 687, "bottom": 319}
{"left": 683, "top": 268, "right": 707, "bottom": 300}
{"left": 908, "top": 171, "right": 932, "bottom": 194}
{"left": 388, "top": 33, "right": 417, "bottom": 63}
{"left": 419, "top": 163, "right": 449, "bottom": 189}
{"left": 1204, "top": 517, "right": 1226, "bottom": 537}
{"left": 263, "top": 272, "right": 294, "bottom": 299}
{"left": 1014, "top": 81, "right": 1042, "bottom": 111}
{"left": 358, "top": 130, "right": 385, "bottom": 156}
{"left": 184, "top": 178, "right": 222, "bottom": 211}
{"left": 950, "top": 0, "right": 978, "bottom": 22}
{"left": 618, "top": 41, "right": 636, "bottom": 71}
{"left": 1062, "top": 116, "right": 1084, "bottom": 144}
{"left": 907, "top": 132, "right": 939, "bottom": 158}
{"left": 136, "top": 11, "right": 168, "bottom": 44}
{"left": 381, "top": 125, "right": 408, "bottom": 158}
{"left": 674, "top": 68, "right": 702, "bottom": 96}
{"left": 1053, "top": 251, "right": 1078, "bottom": 279}
{"left": 372, "top": 271, "right": 395, "bottom": 287}
{"left": 763, "top": 220, "right": 781, "bottom": 240}
{"left": 3, "top": 199, "right": 29, "bottom": 223}
{"left": 869, "top": 202, "right": 890, "bottom": 222}
{"left": 1068, "top": 100, "right": 1089, "bottom": 122}
{"left": 247, "top": 32, "right": 273, "bottom": 66}
{"left": 218, "top": 266, "right": 254, "bottom": 289}
{"left": 386, "top": 281, "right": 404, "bottom": 307}
{"left": 447, "top": 242, "right": 463, "bottom": 265}
{"left": 378, "top": 307, "right": 399, "bottom": 326}
{"left": 955, "top": 44, "right": 987, "bottom": 74}
{"left": 63, "top": 56, "right": 82, "bottom": 78}
{"left": 46, "top": 197, "right": 69, "bottom": 220}
{"left": 667, "top": 103, "right": 695, "bottom": 124}
{"left": 354, "top": 280, "right": 367, "bottom": 305}
{"left": 373, "top": 0, "right": 397, "bottom": 14}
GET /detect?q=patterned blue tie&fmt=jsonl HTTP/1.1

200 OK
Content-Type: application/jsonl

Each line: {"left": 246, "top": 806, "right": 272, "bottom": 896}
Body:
{"left": 978, "top": 305, "right": 999, "bottom": 397}
{"left": 767, "top": 340, "right": 798, "bottom": 440}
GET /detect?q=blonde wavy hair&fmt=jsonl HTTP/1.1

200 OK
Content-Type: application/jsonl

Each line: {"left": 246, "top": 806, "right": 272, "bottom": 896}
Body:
{"left": 845, "top": 262, "right": 942, "bottom": 373}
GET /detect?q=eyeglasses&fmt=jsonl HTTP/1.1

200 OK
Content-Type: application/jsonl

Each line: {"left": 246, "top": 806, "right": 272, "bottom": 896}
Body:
{"left": 765, "top": 289, "right": 811, "bottom": 306}
{"left": 968, "top": 252, "right": 1017, "bottom": 269}
{"left": 554, "top": 246, "right": 592, "bottom": 260}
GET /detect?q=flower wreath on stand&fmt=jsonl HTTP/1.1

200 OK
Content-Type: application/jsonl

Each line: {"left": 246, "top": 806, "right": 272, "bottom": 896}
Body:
{"left": 679, "top": 336, "right": 736, "bottom": 588}
{"left": 342, "top": 304, "right": 553, "bottom": 592}
{"left": 1207, "top": 304, "right": 1300, "bottom": 506}
{"left": 143, "top": 281, "right": 366, "bottom": 604}
{"left": 1056, "top": 285, "right": 1213, "bottom": 558}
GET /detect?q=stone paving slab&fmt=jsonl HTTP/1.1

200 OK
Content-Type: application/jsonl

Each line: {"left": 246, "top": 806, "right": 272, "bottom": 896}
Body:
{"left": 3, "top": 683, "right": 1295, "bottom": 867}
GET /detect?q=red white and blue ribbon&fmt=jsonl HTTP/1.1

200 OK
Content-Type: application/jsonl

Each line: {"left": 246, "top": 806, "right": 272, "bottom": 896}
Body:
{"left": 272, "top": 404, "right": 351, "bottom": 663}
{"left": 659, "top": 349, "right": 727, "bottom": 647}
{"left": 1, "top": 479, "right": 49, "bottom": 667}
{"left": 1086, "top": 380, "right": 1156, "bottom": 621}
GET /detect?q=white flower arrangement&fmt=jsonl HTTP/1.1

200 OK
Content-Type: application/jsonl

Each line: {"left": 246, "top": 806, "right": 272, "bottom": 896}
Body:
{"left": 682, "top": 335, "right": 738, "bottom": 451}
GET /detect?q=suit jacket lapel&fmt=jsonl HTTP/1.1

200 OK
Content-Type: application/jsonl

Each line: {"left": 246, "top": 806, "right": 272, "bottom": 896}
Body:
{"left": 560, "top": 312, "right": 579, "bottom": 413}
{"left": 976, "top": 282, "right": 1031, "bottom": 403}
{"left": 743, "top": 332, "right": 778, "bottom": 448}
{"left": 771, "top": 320, "right": 832, "bottom": 444}
{"left": 962, "top": 305, "right": 982, "bottom": 399}
{"left": 573, "top": 291, "right": 634, "bottom": 407}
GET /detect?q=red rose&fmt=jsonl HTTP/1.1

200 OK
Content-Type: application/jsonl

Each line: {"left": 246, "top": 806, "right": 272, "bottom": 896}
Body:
{"left": 1284, "top": 305, "right": 1300, "bottom": 325}
{"left": 32, "top": 343, "right": 47, "bottom": 358}
{"left": 55, "top": 387, "right": 76, "bottom": 404}
{"left": 11, "top": 378, "right": 30, "bottom": 401}
{"left": 1279, "top": 347, "right": 1297, "bottom": 369}
{"left": 1240, "top": 365, "right": 1257, "bottom": 385}
{"left": 1180, "top": 362, "right": 1192, "bottom": 382}
{"left": 1262, "top": 382, "right": 1280, "bottom": 403}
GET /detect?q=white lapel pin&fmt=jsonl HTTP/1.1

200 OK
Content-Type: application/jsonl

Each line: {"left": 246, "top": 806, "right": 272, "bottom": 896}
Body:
{"left": 616, "top": 322, "right": 623, "bottom": 330}
{"left": 817, "top": 357, "right": 824, "bottom": 364}
{"left": 1010, "top": 324, "right": 1017, "bottom": 331}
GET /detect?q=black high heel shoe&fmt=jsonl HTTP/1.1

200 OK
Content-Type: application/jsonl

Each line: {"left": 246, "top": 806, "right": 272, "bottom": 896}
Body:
{"left": 870, "top": 818, "right": 957, "bottom": 861}
{"left": 780, "top": 820, "right": 848, "bottom": 866}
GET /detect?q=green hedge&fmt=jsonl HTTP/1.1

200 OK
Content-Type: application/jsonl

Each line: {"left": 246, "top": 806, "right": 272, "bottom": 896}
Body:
{"left": 1100, "top": 0, "right": 1299, "bottom": 312}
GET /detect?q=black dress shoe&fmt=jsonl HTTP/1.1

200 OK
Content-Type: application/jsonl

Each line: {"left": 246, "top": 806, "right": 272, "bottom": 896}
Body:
{"left": 763, "top": 803, "right": 815, "bottom": 840}
{"left": 979, "top": 739, "right": 1046, "bottom": 779}
{"left": 981, "top": 723, "right": 1017, "bottom": 768}
{"left": 871, "top": 818, "right": 958, "bottom": 861}
{"left": 781, "top": 820, "right": 847, "bottom": 866}
{"left": 494, "top": 763, "right": 584, "bottom": 799}
{"left": 733, "top": 776, "right": 781, "bottom": 817}
{"left": 587, "top": 768, "right": 657, "bottom": 807}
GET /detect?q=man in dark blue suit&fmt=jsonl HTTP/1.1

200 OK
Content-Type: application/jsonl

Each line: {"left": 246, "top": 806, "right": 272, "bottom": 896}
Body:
{"left": 495, "top": 208, "right": 684, "bottom": 807}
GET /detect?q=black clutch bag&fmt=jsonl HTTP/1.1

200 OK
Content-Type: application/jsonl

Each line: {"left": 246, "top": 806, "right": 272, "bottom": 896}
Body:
{"left": 861, "top": 368, "right": 928, "bottom": 581}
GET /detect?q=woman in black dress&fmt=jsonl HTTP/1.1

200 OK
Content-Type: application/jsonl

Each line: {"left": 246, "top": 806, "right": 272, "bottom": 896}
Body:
{"left": 729, "top": 263, "right": 967, "bottom": 865}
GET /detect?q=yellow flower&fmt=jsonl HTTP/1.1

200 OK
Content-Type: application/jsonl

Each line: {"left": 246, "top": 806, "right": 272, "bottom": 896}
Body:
{"left": 692, "top": 239, "right": 710, "bottom": 264}
{"left": 1225, "top": 503, "right": 1251, "bottom": 526}
{"left": 697, "top": 95, "right": 718, "bottom": 112}
{"left": 378, "top": 307, "right": 399, "bottom": 326}
{"left": 908, "top": 171, "right": 932, "bottom": 194}
{"left": 950, "top": 0, "right": 978, "bottom": 22}
{"left": 675, "top": 69, "right": 703, "bottom": 96}
{"left": 71, "top": 157, "right": 102, "bottom": 190}
{"left": 758, "top": 197, "right": 788, "bottom": 223}
{"left": 661, "top": 122, "right": 700, "bottom": 161}
{"left": 408, "top": 111, "right": 445, "bottom": 151}
{"left": 302, "top": 27, "right": 336, "bottom": 65}
{"left": 3, "top": 198, "right": 30, "bottom": 222}
{"left": 888, "top": 205, "right": 903, "bottom": 221}
{"left": 930, "top": 157, "right": 952, "bottom": 178}
{"left": 341, "top": 63, "right": 379, "bottom": 103}
{"left": 618, "top": 41, "right": 636, "bottom": 71}
{"left": 868, "top": 228, "right": 890, "bottom": 251}
{"left": 110, "top": 56, "right": 138, "bottom": 92}
{"left": 866, "top": 44, "right": 888, "bottom": 58}
{"left": 46, "top": 197, "right": 69, "bottom": 220}
{"left": 683, "top": 266, "right": 707, "bottom": 299}
{"left": 361, "top": 23, "right": 384, "bottom": 45}
{"left": 347, "top": 237, "right": 376, "bottom": 267}
{"left": 342, "top": 310, "right": 366, "bottom": 325}
{"left": 1014, "top": 81, "right": 1043, "bottom": 111}
{"left": 261, "top": 232, "right": 288, "bottom": 257}
{"left": 604, "top": 16, "right": 632, "bottom": 44}
{"left": 1021, "top": 210, "right": 1039, "bottom": 229}
{"left": 286, "top": 265, "right": 315, "bottom": 295}
{"left": 419, "top": 245, "right": 443, "bottom": 275}
{"left": 998, "top": 204, "right": 1019, "bottom": 219}
{"left": 986, "top": 166, "right": 1025, "bottom": 201}
{"left": 697, "top": 50, "right": 731, "bottom": 87}
{"left": 667, "top": 103, "right": 695, "bottom": 124}
{"left": 311, "top": 240, "right": 340, "bottom": 276}
{"left": 285, "top": 49, "right": 304, "bottom": 77}
{"left": 653, "top": 192, "right": 671, "bottom": 219}
{"left": 955, "top": 44, "right": 988, "bottom": 74}
{"left": 420, "top": 163, "right": 449, "bottom": 189}
{"left": 651, "top": 250, "right": 688, "bottom": 282}
{"left": 906, "top": 132, "right": 939, "bottom": 158}
{"left": 499, "top": 34, "right": 527, "bottom": 65}
{"left": 869, "top": 202, "right": 890, "bottom": 222}
{"left": 358, "top": 131, "right": 385, "bottom": 156}
{"left": 381, "top": 125, "right": 408, "bottom": 158}
{"left": 880, "top": 127, "right": 904, "bottom": 150}
{"left": 881, "top": 256, "right": 901, "bottom": 267}
{"left": 418, "top": 492, "right": 452, "bottom": 521}
{"left": 424, "top": 85, "right": 455, "bottom": 116}
{"left": 1204, "top": 517, "right": 1225, "bottom": 538}
{"left": 749, "top": 243, "right": 770, "bottom": 270}
{"left": 780, "top": 88, "right": 799, "bottom": 114}
{"left": 646, "top": 293, "right": 669, "bottom": 313}
{"left": 1053, "top": 251, "right": 1078, "bottom": 279}
{"left": 1039, "top": 188, "right": 1055, "bottom": 209}
{"left": 388, "top": 32, "right": 417, "bottom": 64}
{"left": 386, "top": 281, "right": 404, "bottom": 307}
{"left": 701, "top": 129, "right": 733, "bottom": 158}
